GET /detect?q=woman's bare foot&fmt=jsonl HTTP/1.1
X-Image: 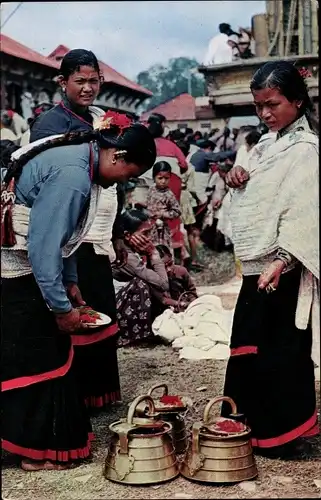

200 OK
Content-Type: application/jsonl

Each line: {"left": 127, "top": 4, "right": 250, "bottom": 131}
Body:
{"left": 21, "top": 459, "right": 76, "bottom": 471}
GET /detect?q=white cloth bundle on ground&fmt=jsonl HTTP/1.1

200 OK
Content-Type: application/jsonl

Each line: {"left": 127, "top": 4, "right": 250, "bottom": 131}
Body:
{"left": 152, "top": 294, "right": 234, "bottom": 360}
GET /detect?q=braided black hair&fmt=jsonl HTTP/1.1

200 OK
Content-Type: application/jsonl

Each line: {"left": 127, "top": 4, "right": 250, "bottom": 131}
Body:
{"left": 3, "top": 123, "right": 156, "bottom": 185}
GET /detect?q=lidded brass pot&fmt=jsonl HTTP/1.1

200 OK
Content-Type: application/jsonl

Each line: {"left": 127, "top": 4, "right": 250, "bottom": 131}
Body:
{"left": 181, "top": 396, "right": 258, "bottom": 484}
{"left": 105, "top": 395, "right": 179, "bottom": 485}
{"left": 134, "top": 383, "right": 189, "bottom": 454}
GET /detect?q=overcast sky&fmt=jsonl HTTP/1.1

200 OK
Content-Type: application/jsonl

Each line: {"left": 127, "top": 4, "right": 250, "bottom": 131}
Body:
{"left": 2, "top": 1, "right": 265, "bottom": 79}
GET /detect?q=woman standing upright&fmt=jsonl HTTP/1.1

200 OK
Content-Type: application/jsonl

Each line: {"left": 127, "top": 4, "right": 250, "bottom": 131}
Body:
{"left": 30, "top": 49, "right": 125, "bottom": 410}
{"left": 222, "top": 61, "right": 319, "bottom": 458}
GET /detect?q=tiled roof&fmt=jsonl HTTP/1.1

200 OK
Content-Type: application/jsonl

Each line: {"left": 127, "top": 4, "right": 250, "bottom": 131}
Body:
{"left": 47, "top": 44, "right": 70, "bottom": 60}
{"left": 141, "top": 93, "right": 195, "bottom": 121}
{"left": 99, "top": 60, "right": 152, "bottom": 96}
{"left": 48, "top": 45, "right": 152, "bottom": 97}
{"left": 0, "top": 34, "right": 59, "bottom": 69}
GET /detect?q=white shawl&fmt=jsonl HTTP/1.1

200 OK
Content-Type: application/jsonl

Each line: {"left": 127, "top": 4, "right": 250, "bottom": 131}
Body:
{"left": 83, "top": 183, "right": 118, "bottom": 260}
{"left": 230, "top": 116, "right": 319, "bottom": 361}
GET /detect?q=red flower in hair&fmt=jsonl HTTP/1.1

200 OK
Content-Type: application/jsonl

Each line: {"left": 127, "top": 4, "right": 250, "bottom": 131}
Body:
{"left": 98, "top": 110, "right": 132, "bottom": 135}
{"left": 298, "top": 67, "right": 312, "bottom": 78}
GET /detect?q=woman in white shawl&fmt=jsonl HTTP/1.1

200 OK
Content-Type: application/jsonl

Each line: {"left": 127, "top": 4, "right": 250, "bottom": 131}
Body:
{"left": 221, "top": 61, "right": 319, "bottom": 459}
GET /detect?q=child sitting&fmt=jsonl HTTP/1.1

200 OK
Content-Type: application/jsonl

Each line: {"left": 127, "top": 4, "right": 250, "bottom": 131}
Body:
{"left": 146, "top": 161, "right": 182, "bottom": 251}
{"left": 155, "top": 244, "right": 198, "bottom": 312}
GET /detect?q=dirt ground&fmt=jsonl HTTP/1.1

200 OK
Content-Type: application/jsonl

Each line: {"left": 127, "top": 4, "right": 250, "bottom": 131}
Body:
{"left": 2, "top": 248, "right": 321, "bottom": 499}
{"left": 3, "top": 346, "right": 321, "bottom": 499}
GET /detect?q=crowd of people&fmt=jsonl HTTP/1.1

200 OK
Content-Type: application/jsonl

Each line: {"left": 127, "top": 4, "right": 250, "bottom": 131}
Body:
{"left": 126, "top": 113, "right": 263, "bottom": 265}
{"left": 0, "top": 46, "right": 319, "bottom": 474}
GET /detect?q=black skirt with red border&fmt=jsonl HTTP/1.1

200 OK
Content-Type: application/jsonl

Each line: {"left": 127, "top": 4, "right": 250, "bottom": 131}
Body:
{"left": 222, "top": 265, "right": 319, "bottom": 449}
{"left": 72, "top": 243, "right": 121, "bottom": 408}
{"left": 1, "top": 274, "right": 92, "bottom": 462}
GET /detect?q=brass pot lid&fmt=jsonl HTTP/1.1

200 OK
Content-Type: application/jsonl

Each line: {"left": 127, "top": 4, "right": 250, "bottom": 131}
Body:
{"left": 146, "top": 383, "right": 188, "bottom": 412}
{"left": 200, "top": 396, "right": 251, "bottom": 438}
{"left": 110, "top": 395, "right": 171, "bottom": 435}
{"left": 109, "top": 420, "right": 136, "bottom": 435}
{"left": 151, "top": 399, "right": 188, "bottom": 412}
{"left": 129, "top": 420, "right": 172, "bottom": 437}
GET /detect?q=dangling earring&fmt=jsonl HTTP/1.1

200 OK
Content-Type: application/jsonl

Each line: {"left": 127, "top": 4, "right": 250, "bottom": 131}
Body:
{"left": 62, "top": 87, "right": 66, "bottom": 93}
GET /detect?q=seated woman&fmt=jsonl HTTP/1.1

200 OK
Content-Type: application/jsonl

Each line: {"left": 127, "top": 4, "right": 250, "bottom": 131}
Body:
{"left": 112, "top": 209, "right": 169, "bottom": 347}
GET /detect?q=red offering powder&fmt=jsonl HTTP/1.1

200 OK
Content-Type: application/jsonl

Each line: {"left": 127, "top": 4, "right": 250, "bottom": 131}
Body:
{"left": 160, "top": 395, "right": 184, "bottom": 406}
{"left": 80, "top": 314, "right": 97, "bottom": 324}
{"left": 213, "top": 418, "right": 245, "bottom": 433}
{"left": 78, "top": 306, "right": 101, "bottom": 323}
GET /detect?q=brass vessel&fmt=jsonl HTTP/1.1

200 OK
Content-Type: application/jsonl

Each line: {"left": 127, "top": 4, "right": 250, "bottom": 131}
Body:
{"left": 104, "top": 395, "right": 179, "bottom": 485}
{"left": 181, "top": 396, "right": 258, "bottom": 484}
{"left": 134, "top": 383, "right": 189, "bottom": 454}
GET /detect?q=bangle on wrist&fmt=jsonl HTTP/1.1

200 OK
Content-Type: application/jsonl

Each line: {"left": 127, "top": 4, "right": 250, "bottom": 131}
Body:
{"left": 276, "top": 248, "right": 293, "bottom": 266}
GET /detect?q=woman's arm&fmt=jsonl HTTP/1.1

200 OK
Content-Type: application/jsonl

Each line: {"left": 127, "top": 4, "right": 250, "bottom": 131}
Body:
{"left": 124, "top": 250, "right": 169, "bottom": 291}
{"left": 183, "top": 269, "right": 197, "bottom": 295}
{"left": 62, "top": 253, "right": 78, "bottom": 285}
{"left": 28, "top": 165, "right": 91, "bottom": 313}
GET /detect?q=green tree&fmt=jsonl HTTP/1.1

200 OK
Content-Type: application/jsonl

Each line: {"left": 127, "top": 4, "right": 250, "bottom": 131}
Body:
{"left": 136, "top": 57, "right": 205, "bottom": 111}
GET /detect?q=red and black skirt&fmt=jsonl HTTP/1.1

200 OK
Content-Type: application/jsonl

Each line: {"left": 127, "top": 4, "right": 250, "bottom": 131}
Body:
{"left": 222, "top": 265, "right": 319, "bottom": 451}
{"left": 72, "top": 243, "right": 121, "bottom": 409}
{"left": 1, "top": 274, "right": 92, "bottom": 463}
